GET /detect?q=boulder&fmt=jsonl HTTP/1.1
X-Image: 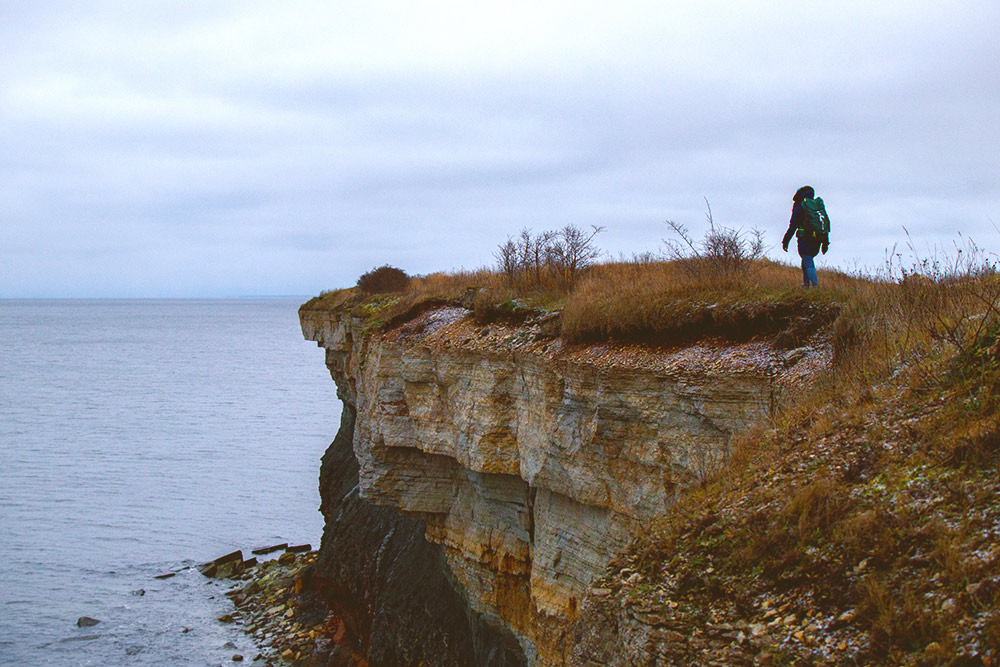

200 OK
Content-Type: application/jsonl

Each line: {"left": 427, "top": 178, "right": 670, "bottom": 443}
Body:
{"left": 199, "top": 550, "right": 244, "bottom": 578}
{"left": 251, "top": 543, "right": 287, "bottom": 555}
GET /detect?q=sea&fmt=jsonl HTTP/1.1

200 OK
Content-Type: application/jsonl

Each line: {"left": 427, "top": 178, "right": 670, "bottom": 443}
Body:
{"left": 0, "top": 298, "right": 341, "bottom": 666}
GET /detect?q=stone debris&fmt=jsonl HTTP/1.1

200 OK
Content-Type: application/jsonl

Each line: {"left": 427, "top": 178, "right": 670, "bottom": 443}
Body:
{"left": 198, "top": 550, "right": 245, "bottom": 578}
{"left": 203, "top": 548, "right": 355, "bottom": 666}
{"left": 573, "top": 353, "right": 1000, "bottom": 666}
{"left": 252, "top": 543, "right": 288, "bottom": 556}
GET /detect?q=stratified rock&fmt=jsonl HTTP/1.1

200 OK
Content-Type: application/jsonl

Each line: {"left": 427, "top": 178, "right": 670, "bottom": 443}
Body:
{"left": 312, "top": 406, "right": 525, "bottom": 666}
{"left": 300, "top": 303, "right": 815, "bottom": 665}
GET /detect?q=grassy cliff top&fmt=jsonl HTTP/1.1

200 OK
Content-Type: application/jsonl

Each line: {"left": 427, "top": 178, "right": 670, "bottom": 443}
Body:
{"left": 301, "top": 259, "right": 851, "bottom": 350}
{"left": 306, "top": 254, "right": 1000, "bottom": 663}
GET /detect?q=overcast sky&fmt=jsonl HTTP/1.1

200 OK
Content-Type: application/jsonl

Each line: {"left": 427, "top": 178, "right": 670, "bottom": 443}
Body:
{"left": 1, "top": 1, "right": 997, "bottom": 297}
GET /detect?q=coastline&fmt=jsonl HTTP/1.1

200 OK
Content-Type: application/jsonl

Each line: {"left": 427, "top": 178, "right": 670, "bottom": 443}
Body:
{"left": 206, "top": 549, "right": 357, "bottom": 665}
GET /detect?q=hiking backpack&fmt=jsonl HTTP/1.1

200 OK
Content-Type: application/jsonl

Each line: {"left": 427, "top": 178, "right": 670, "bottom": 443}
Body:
{"left": 797, "top": 197, "right": 830, "bottom": 242}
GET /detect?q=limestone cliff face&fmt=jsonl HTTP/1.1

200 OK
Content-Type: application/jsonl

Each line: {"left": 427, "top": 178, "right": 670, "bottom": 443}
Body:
{"left": 301, "top": 303, "right": 827, "bottom": 666}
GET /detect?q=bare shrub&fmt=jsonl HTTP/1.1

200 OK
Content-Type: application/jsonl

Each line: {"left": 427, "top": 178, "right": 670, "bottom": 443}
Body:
{"left": 546, "top": 224, "right": 606, "bottom": 289}
{"left": 663, "top": 199, "right": 765, "bottom": 284}
{"left": 835, "top": 230, "right": 1000, "bottom": 384}
{"left": 357, "top": 265, "right": 410, "bottom": 294}
{"left": 494, "top": 225, "right": 604, "bottom": 290}
{"left": 886, "top": 230, "right": 1000, "bottom": 357}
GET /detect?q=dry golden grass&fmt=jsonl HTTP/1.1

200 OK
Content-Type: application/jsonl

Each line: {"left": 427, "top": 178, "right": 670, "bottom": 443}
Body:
{"left": 561, "top": 258, "right": 848, "bottom": 345}
{"left": 303, "top": 247, "right": 1000, "bottom": 662}
{"left": 304, "top": 254, "right": 999, "bottom": 378}
{"left": 620, "top": 263, "right": 1000, "bottom": 663}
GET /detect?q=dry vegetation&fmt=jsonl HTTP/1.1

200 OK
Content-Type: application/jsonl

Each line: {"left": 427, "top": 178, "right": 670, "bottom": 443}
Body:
{"left": 302, "top": 258, "right": 851, "bottom": 349}
{"left": 302, "top": 229, "right": 1000, "bottom": 664}
{"left": 584, "top": 244, "right": 1000, "bottom": 666}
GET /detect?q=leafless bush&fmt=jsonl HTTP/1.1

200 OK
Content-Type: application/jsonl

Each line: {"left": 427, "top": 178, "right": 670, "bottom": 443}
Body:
{"left": 663, "top": 199, "right": 765, "bottom": 283}
{"left": 494, "top": 224, "right": 604, "bottom": 289}
{"left": 547, "top": 224, "right": 606, "bottom": 289}
{"left": 884, "top": 230, "right": 1000, "bottom": 357}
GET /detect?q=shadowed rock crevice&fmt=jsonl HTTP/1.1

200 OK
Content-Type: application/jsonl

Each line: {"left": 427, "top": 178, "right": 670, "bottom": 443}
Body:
{"left": 314, "top": 404, "right": 527, "bottom": 666}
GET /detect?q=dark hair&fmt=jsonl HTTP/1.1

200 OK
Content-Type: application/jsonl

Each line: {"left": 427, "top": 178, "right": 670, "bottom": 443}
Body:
{"left": 793, "top": 185, "right": 815, "bottom": 202}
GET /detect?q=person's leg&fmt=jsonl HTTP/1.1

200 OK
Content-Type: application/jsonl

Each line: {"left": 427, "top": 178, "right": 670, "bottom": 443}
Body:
{"left": 801, "top": 255, "right": 819, "bottom": 287}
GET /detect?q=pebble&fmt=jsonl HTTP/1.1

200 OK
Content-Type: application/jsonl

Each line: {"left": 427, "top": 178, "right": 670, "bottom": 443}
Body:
{"left": 208, "top": 549, "right": 340, "bottom": 664}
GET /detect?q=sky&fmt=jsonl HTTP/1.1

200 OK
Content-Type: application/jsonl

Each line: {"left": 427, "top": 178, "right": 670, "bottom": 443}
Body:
{"left": 1, "top": 1, "right": 998, "bottom": 297}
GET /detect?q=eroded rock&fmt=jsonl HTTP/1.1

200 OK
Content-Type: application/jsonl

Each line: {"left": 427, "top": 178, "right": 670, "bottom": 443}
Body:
{"left": 301, "top": 304, "right": 823, "bottom": 665}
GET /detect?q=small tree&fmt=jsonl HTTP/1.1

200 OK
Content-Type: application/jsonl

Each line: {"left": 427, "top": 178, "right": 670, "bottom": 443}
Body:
{"left": 547, "top": 224, "right": 606, "bottom": 289}
{"left": 357, "top": 265, "right": 410, "bottom": 293}
{"left": 494, "top": 224, "right": 604, "bottom": 289}
{"left": 663, "top": 199, "right": 764, "bottom": 283}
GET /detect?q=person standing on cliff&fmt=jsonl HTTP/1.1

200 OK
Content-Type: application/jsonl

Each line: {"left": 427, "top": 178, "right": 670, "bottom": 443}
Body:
{"left": 781, "top": 185, "right": 830, "bottom": 287}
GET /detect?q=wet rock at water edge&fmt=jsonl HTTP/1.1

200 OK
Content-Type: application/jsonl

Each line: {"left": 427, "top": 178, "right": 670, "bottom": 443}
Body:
{"left": 76, "top": 616, "right": 100, "bottom": 627}
{"left": 286, "top": 544, "right": 311, "bottom": 554}
{"left": 251, "top": 543, "right": 287, "bottom": 555}
{"left": 154, "top": 572, "right": 176, "bottom": 579}
{"left": 199, "top": 550, "right": 245, "bottom": 578}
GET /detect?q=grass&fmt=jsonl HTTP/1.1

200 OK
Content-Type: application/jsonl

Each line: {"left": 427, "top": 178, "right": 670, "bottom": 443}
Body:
{"left": 304, "top": 242, "right": 1000, "bottom": 663}
{"left": 302, "top": 257, "right": 855, "bottom": 348}
{"left": 560, "top": 258, "right": 847, "bottom": 346}
{"left": 600, "top": 263, "right": 1000, "bottom": 664}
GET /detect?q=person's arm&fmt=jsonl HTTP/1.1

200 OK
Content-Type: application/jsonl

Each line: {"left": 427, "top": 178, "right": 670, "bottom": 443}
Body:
{"left": 781, "top": 206, "right": 799, "bottom": 251}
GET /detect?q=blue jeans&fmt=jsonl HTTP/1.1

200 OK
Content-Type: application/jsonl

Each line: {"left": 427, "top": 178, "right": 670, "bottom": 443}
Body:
{"left": 801, "top": 255, "right": 818, "bottom": 287}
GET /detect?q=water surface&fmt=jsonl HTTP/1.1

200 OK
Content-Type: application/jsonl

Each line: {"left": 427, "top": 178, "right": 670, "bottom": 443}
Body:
{"left": 0, "top": 298, "right": 339, "bottom": 665}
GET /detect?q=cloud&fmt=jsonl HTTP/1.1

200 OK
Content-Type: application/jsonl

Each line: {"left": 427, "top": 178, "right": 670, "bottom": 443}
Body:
{"left": 1, "top": 1, "right": 998, "bottom": 296}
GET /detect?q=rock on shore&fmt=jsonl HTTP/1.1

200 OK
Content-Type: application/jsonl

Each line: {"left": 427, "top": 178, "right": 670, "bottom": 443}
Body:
{"left": 204, "top": 548, "right": 360, "bottom": 665}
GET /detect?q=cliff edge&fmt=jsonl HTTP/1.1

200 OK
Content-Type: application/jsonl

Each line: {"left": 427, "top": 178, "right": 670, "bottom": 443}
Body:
{"left": 300, "top": 298, "right": 830, "bottom": 665}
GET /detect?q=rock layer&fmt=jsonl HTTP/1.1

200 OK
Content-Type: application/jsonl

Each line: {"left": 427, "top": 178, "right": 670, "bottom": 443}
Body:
{"left": 301, "top": 304, "right": 823, "bottom": 666}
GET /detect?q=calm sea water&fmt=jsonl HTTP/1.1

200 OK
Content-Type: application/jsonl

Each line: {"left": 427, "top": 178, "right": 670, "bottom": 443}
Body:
{"left": 0, "top": 299, "right": 340, "bottom": 665}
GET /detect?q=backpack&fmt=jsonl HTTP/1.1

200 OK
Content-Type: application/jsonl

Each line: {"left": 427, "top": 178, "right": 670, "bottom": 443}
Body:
{"left": 797, "top": 197, "right": 830, "bottom": 242}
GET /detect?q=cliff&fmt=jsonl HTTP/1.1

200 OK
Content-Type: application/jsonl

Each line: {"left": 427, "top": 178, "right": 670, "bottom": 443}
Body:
{"left": 300, "top": 298, "right": 830, "bottom": 666}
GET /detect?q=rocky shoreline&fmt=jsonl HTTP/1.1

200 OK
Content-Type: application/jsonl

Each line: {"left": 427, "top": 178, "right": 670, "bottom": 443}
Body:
{"left": 202, "top": 547, "right": 361, "bottom": 666}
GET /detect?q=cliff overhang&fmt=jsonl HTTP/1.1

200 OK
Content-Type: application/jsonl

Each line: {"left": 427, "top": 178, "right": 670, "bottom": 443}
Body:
{"left": 300, "top": 299, "right": 831, "bottom": 665}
